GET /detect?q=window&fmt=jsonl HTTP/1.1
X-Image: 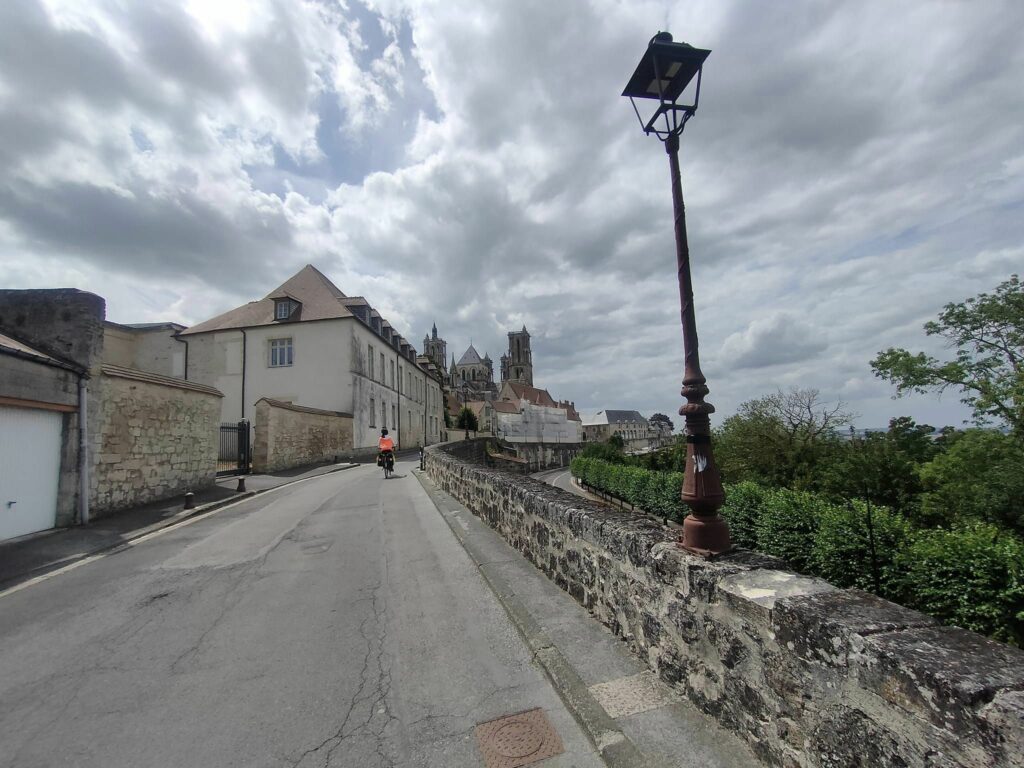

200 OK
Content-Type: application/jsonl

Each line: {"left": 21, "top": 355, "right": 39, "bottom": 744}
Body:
{"left": 369, "top": 397, "right": 375, "bottom": 427}
{"left": 390, "top": 360, "right": 395, "bottom": 388}
{"left": 392, "top": 404, "right": 396, "bottom": 430}
{"left": 269, "top": 338, "right": 293, "bottom": 367}
{"left": 379, "top": 352, "right": 385, "bottom": 382}
{"left": 368, "top": 344, "right": 374, "bottom": 379}
{"left": 382, "top": 401, "right": 387, "bottom": 429}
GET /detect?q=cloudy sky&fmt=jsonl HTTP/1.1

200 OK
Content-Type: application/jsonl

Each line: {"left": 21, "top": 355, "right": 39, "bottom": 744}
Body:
{"left": 2, "top": 0, "right": 1022, "bottom": 430}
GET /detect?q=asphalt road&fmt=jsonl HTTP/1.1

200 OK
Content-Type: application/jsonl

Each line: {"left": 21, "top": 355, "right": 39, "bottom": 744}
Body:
{"left": 531, "top": 468, "right": 582, "bottom": 497}
{"left": 0, "top": 459, "right": 602, "bottom": 768}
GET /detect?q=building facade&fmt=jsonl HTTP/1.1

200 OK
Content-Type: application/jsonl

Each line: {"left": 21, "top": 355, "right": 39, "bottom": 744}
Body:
{"left": 181, "top": 265, "right": 445, "bottom": 454}
{"left": 582, "top": 410, "right": 658, "bottom": 453}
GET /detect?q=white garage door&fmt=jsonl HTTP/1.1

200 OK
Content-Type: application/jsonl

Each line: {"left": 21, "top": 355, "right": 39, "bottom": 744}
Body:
{"left": 0, "top": 405, "right": 63, "bottom": 541}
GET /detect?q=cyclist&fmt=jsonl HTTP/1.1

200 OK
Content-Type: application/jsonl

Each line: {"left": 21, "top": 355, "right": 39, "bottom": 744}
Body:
{"left": 378, "top": 428, "right": 395, "bottom": 475}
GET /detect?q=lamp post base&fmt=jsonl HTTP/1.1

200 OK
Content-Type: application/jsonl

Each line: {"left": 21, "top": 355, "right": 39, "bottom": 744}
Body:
{"left": 679, "top": 513, "right": 733, "bottom": 557}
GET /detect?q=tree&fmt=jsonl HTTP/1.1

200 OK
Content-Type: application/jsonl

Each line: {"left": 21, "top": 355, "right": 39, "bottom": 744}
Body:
{"left": 714, "top": 388, "right": 854, "bottom": 489}
{"left": 817, "top": 417, "right": 935, "bottom": 516}
{"left": 455, "top": 407, "right": 478, "bottom": 431}
{"left": 649, "top": 413, "right": 674, "bottom": 434}
{"left": 917, "top": 429, "right": 1024, "bottom": 535}
{"left": 871, "top": 275, "right": 1024, "bottom": 435}
{"left": 608, "top": 433, "right": 625, "bottom": 449}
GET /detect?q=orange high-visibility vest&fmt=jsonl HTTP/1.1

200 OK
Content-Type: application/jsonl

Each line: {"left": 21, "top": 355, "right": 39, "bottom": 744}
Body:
{"left": 379, "top": 436, "right": 395, "bottom": 451}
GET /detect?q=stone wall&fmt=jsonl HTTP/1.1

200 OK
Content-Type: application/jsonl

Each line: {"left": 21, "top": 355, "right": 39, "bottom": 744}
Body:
{"left": 0, "top": 289, "right": 106, "bottom": 373}
{"left": 425, "top": 441, "right": 1024, "bottom": 768}
{"left": 91, "top": 365, "right": 221, "bottom": 515}
{"left": 253, "top": 398, "right": 353, "bottom": 473}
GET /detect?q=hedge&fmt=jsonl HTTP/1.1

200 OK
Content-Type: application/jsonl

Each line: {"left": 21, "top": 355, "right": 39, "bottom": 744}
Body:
{"left": 894, "top": 524, "right": 1024, "bottom": 646}
{"left": 571, "top": 457, "right": 685, "bottom": 521}
{"left": 570, "top": 457, "right": 1023, "bottom": 647}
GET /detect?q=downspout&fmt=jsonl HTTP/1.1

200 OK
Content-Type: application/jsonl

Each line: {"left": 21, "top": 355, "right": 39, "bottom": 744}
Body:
{"left": 240, "top": 329, "right": 247, "bottom": 421}
{"left": 396, "top": 350, "right": 401, "bottom": 451}
{"left": 173, "top": 333, "right": 189, "bottom": 379}
{"left": 78, "top": 374, "right": 89, "bottom": 526}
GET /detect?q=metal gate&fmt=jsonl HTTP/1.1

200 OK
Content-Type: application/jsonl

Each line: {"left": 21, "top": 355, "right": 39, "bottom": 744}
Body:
{"left": 218, "top": 420, "right": 251, "bottom": 476}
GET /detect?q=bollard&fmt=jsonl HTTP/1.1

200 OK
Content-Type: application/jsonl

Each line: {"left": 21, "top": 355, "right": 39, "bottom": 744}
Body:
{"left": 236, "top": 477, "right": 246, "bottom": 493}
{"left": 183, "top": 492, "right": 195, "bottom": 510}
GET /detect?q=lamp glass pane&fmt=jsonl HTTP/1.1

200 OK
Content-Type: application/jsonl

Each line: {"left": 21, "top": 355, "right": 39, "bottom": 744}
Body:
{"left": 647, "top": 78, "right": 670, "bottom": 95}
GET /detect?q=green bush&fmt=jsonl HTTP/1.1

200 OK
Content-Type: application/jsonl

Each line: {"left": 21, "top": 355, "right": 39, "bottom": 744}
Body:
{"left": 894, "top": 524, "right": 1024, "bottom": 646}
{"left": 811, "top": 500, "right": 910, "bottom": 598}
{"left": 754, "top": 489, "right": 824, "bottom": 573}
{"left": 719, "top": 481, "right": 769, "bottom": 549}
{"left": 570, "top": 457, "right": 685, "bottom": 522}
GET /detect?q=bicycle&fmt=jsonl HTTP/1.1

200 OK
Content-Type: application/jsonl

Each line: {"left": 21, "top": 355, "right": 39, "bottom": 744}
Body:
{"left": 381, "top": 450, "right": 395, "bottom": 479}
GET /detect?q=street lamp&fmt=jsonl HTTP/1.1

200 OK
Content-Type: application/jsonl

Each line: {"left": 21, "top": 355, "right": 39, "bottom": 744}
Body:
{"left": 622, "top": 32, "right": 731, "bottom": 556}
{"left": 462, "top": 382, "right": 470, "bottom": 440}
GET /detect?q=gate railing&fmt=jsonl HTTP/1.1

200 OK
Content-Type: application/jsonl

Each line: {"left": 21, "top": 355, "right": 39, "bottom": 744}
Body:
{"left": 217, "top": 420, "right": 251, "bottom": 475}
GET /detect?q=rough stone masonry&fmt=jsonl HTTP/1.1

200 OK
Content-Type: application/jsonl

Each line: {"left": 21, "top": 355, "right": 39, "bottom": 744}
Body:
{"left": 425, "top": 439, "right": 1024, "bottom": 768}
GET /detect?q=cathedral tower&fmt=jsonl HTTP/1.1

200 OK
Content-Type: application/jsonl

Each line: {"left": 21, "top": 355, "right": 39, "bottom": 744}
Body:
{"left": 501, "top": 326, "right": 533, "bottom": 386}
{"left": 422, "top": 322, "right": 447, "bottom": 373}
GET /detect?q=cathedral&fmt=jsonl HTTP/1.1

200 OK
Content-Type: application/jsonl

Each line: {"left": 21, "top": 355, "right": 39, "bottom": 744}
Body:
{"left": 422, "top": 323, "right": 535, "bottom": 400}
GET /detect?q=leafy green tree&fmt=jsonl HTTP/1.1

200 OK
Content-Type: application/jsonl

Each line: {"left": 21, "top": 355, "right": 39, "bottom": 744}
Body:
{"left": 579, "top": 440, "right": 626, "bottom": 464}
{"left": 817, "top": 417, "right": 936, "bottom": 516}
{"left": 714, "top": 388, "right": 853, "bottom": 489}
{"left": 871, "top": 275, "right": 1024, "bottom": 435}
{"left": 917, "top": 429, "right": 1024, "bottom": 534}
{"left": 608, "top": 433, "right": 625, "bottom": 449}
{"left": 455, "top": 407, "right": 478, "bottom": 431}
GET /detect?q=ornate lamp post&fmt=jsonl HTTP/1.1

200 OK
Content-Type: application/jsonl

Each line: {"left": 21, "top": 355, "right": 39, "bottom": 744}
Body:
{"left": 462, "top": 382, "right": 470, "bottom": 440}
{"left": 622, "top": 32, "right": 731, "bottom": 555}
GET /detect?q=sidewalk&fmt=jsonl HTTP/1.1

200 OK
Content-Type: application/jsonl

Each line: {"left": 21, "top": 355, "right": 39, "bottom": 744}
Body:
{"left": 414, "top": 469, "right": 759, "bottom": 768}
{"left": 0, "top": 461, "right": 357, "bottom": 590}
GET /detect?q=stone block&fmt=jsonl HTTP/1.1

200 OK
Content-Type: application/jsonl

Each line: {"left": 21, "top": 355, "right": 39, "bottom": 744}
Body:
{"left": 857, "top": 626, "right": 1024, "bottom": 734}
{"left": 979, "top": 690, "right": 1024, "bottom": 768}
{"left": 774, "top": 589, "right": 937, "bottom": 667}
{"left": 718, "top": 569, "right": 836, "bottom": 625}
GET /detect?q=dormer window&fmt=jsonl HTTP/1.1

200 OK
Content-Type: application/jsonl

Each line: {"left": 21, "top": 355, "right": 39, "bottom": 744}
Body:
{"left": 274, "top": 299, "right": 296, "bottom": 320}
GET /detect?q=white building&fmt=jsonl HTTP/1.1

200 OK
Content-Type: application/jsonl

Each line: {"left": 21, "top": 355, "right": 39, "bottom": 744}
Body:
{"left": 492, "top": 382, "right": 582, "bottom": 443}
{"left": 180, "top": 265, "right": 445, "bottom": 453}
{"left": 582, "top": 410, "right": 657, "bottom": 452}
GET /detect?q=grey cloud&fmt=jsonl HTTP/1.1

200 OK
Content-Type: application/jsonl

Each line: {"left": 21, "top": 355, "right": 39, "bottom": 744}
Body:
{"left": 0, "top": 179, "right": 291, "bottom": 290}
{"left": 721, "top": 313, "right": 827, "bottom": 370}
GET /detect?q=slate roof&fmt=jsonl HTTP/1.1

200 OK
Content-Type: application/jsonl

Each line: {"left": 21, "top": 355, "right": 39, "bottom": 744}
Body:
{"left": 181, "top": 265, "right": 352, "bottom": 335}
{"left": 604, "top": 409, "right": 647, "bottom": 423}
{"left": 587, "top": 409, "right": 648, "bottom": 425}
{"left": 457, "top": 344, "right": 483, "bottom": 366}
{"left": 0, "top": 331, "right": 80, "bottom": 371}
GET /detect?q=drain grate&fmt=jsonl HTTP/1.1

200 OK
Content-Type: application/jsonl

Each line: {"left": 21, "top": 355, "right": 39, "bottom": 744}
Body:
{"left": 475, "top": 708, "right": 564, "bottom": 768}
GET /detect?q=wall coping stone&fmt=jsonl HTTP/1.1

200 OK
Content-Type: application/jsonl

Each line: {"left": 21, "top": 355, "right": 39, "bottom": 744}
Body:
{"left": 101, "top": 364, "right": 222, "bottom": 397}
{"left": 256, "top": 397, "right": 353, "bottom": 418}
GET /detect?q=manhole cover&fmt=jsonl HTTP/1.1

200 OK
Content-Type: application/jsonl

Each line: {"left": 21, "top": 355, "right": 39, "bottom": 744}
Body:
{"left": 475, "top": 708, "right": 563, "bottom": 768}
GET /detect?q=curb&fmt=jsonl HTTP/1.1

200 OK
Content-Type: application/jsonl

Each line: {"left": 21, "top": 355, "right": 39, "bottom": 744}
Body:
{"left": 0, "top": 463, "right": 359, "bottom": 592}
{"left": 413, "top": 470, "right": 656, "bottom": 768}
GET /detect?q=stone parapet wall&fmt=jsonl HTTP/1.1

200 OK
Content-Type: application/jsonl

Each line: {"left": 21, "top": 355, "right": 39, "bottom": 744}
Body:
{"left": 425, "top": 441, "right": 1024, "bottom": 768}
{"left": 253, "top": 399, "right": 353, "bottom": 473}
{"left": 91, "top": 365, "right": 221, "bottom": 515}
